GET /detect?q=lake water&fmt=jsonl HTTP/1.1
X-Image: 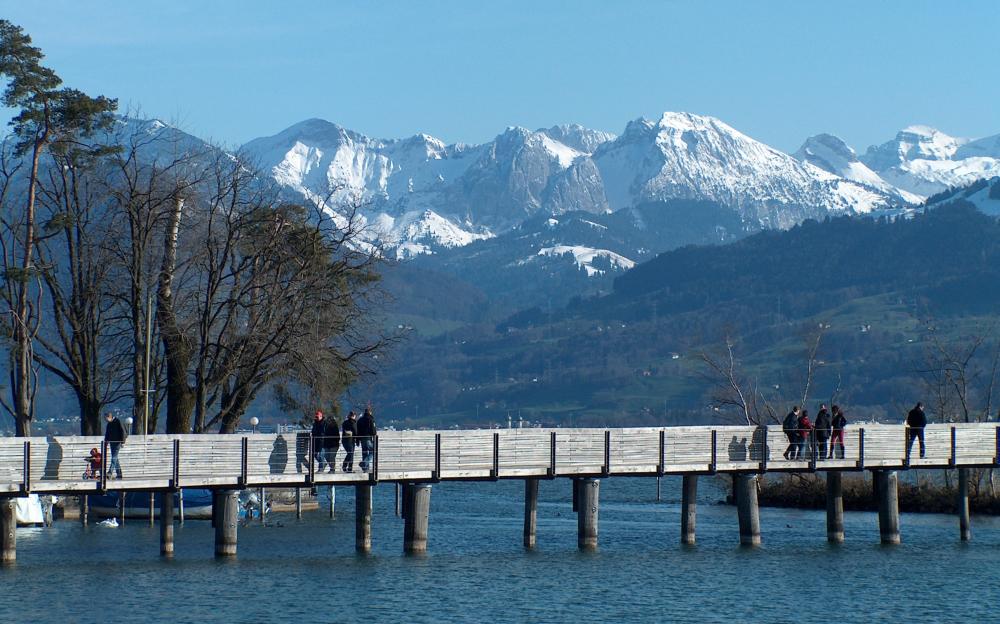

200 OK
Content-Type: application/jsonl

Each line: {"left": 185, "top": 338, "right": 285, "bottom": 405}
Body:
{"left": 4, "top": 476, "right": 999, "bottom": 623}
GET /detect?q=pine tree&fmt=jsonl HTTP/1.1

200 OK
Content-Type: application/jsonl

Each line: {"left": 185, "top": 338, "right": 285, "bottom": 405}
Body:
{"left": 0, "top": 20, "right": 117, "bottom": 436}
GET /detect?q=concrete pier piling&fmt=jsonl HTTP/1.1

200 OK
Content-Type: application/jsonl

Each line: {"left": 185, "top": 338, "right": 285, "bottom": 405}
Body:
{"left": 1, "top": 497, "right": 15, "bottom": 563}
{"left": 735, "top": 474, "right": 761, "bottom": 546}
{"left": 958, "top": 467, "right": 971, "bottom": 541}
{"left": 523, "top": 478, "right": 539, "bottom": 549}
{"left": 571, "top": 478, "right": 579, "bottom": 512}
{"left": 577, "top": 478, "right": 600, "bottom": 550}
{"left": 875, "top": 470, "right": 901, "bottom": 544}
{"left": 160, "top": 492, "right": 175, "bottom": 556}
{"left": 355, "top": 484, "right": 372, "bottom": 553}
{"left": 403, "top": 483, "right": 432, "bottom": 554}
{"left": 826, "top": 472, "right": 845, "bottom": 543}
{"left": 214, "top": 490, "right": 239, "bottom": 557}
{"left": 681, "top": 474, "right": 698, "bottom": 545}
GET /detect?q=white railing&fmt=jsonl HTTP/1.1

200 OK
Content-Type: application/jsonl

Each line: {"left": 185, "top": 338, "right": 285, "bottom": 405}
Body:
{"left": 0, "top": 423, "right": 996, "bottom": 494}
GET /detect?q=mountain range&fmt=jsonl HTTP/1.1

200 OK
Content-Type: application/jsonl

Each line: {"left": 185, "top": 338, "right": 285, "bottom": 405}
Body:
{"left": 240, "top": 112, "right": 1000, "bottom": 260}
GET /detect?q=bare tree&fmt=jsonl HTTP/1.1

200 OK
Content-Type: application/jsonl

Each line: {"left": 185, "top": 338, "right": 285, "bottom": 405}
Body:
{"left": 155, "top": 153, "right": 389, "bottom": 434}
{"left": 698, "top": 333, "right": 776, "bottom": 426}
{"left": 32, "top": 139, "right": 129, "bottom": 434}
{"left": 0, "top": 20, "right": 116, "bottom": 435}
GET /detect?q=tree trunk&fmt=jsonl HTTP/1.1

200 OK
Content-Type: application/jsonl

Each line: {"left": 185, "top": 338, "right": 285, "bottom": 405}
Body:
{"left": 13, "top": 138, "right": 46, "bottom": 437}
{"left": 157, "top": 196, "right": 195, "bottom": 434}
{"left": 79, "top": 394, "right": 102, "bottom": 436}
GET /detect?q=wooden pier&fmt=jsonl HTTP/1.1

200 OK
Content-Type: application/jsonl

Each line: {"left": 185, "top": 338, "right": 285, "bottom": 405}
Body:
{"left": 0, "top": 423, "right": 995, "bottom": 562}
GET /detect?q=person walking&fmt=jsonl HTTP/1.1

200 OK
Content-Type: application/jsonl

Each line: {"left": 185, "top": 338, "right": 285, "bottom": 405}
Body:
{"left": 341, "top": 411, "right": 357, "bottom": 473}
{"left": 783, "top": 406, "right": 801, "bottom": 460}
{"left": 323, "top": 413, "right": 340, "bottom": 473}
{"left": 103, "top": 412, "right": 126, "bottom": 479}
{"left": 906, "top": 402, "right": 927, "bottom": 459}
{"left": 311, "top": 411, "right": 328, "bottom": 472}
{"left": 357, "top": 406, "right": 377, "bottom": 473}
{"left": 830, "top": 405, "right": 847, "bottom": 459}
{"left": 797, "top": 409, "right": 814, "bottom": 460}
{"left": 814, "top": 404, "right": 832, "bottom": 461}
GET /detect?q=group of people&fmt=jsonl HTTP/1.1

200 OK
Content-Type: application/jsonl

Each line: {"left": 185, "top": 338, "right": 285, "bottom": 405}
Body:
{"left": 311, "top": 407, "right": 377, "bottom": 473}
{"left": 781, "top": 401, "right": 929, "bottom": 461}
{"left": 782, "top": 404, "right": 848, "bottom": 460}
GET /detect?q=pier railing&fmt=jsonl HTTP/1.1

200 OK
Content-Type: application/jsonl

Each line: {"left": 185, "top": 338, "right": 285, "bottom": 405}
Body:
{"left": 1, "top": 423, "right": 997, "bottom": 495}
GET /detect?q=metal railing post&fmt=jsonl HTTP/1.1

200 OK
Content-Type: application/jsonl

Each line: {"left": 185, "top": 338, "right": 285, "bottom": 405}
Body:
{"left": 857, "top": 428, "right": 865, "bottom": 471}
{"left": 240, "top": 436, "right": 249, "bottom": 487}
{"left": 809, "top": 429, "right": 817, "bottom": 471}
{"left": 22, "top": 440, "right": 30, "bottom": 495}
{"left": 759, "top": 425, "right": 768, "bottom": 473}
{"left": 433, "top": 433, "right": 441, "bottom": 482}
{"left": 709, "top": 429, "right": 717, "bottom": 474}
{"left": 949, "top": 426, "right": 957, "bottom": 467}
{"left": 171, "top": 439, "right": 180, "bottom": 489}
{"left": 100, "top": 440, "right": 108, "bottom": 492}
{"left": 657, "top": 430, "right": 665, "bottom": 476}
{"left": 307, "top": 433, "right": 315, "bottom": 485}
{"left": 491, "top": 432, "right": 500, "bottom": 480}
{"left": 903, "top": 425, "right": 911, "bottom": 468}
{"left": 548, "top": 431, "right": 556, "bottom": 478}
{"left": 603, "top": 430, "right": 611, "bottom": 476}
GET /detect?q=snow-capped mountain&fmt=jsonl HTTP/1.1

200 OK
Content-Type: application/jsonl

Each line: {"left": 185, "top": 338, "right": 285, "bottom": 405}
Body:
{"left": 793, "top": 134, "right": 921, "bottom": 204}
{"left": 243, "top": 112, "right": 909, "bottom": 252}
{"left": 582, "top": 113, "right": 895, "bottom": 229}
{"left": 860, "top": 126, "right": 1000, "bottom": 198}
{"left": 241, "top": 119, "right": 617, "bottom": 252}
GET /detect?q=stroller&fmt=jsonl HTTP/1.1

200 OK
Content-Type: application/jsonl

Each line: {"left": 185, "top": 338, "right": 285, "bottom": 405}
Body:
{"left": 83, "top": 448, "right": 102, "bottom": 480}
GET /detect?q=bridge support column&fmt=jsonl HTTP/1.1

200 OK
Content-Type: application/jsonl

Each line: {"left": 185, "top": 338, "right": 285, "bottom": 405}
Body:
{"left": 826, "top": 472, "right": 844, "bottom": 543}
{"left": 681, "top": 474, "right": 698, "bottom": 545}
{"left": 160, "top": 492, "right": 175, "bottom": 557}
{"left": 1, "top": 496, "right": 15, "bottom": 564}
{"left": 214, "top": 489, "right": 239, "bottom": 557}
{"left": 577, "top": 478, "right": 600, "bottom": 550}
{"left": 958, "top": 467, "right": 971, "bottom": 541}
{"left": 355, "top": 484, "right": 372, "bottom": 553}
{"left": 403, "top": 483, "right": 432, "bottom": 554}
{"left": 524, "top": 478, "right": 538, "bottom": 549}
{"left": 735, "top": 474, "right": 761, "bottom": 546}
{"left": 875, "top": 470, "right": 900, "bottom": 544}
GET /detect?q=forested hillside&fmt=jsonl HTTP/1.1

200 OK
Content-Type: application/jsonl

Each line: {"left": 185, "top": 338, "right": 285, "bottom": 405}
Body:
{"left": 370, "top": 203, "right": 1000, "bottom": 428}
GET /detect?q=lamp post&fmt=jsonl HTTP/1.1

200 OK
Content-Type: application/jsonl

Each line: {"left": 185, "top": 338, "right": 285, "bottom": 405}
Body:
{"left": 250, "top": 417, "right": 259, "bottom": 434}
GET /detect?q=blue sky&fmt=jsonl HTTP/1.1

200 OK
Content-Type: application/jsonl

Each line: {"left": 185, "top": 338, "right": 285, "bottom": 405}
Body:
{"left": 2, "top": 1, "right": 998, "bottom": 152}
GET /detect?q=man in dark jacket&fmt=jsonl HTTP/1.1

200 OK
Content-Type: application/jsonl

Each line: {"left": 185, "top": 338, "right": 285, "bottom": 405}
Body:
{"left": 814, "top": 404, "right": 832, "bottom": 461}
{"left": 103, "top": 412, "right": 126, "bottom": 479}
{"left": 341, "top": 411, "right": 357, "bottom": 473}
{"left": 906, "top": 402, "right": 927, "bottom": 459}
{"left": 782, "top": 407, "right": 801, "bottom": 460}
{"left": 311, "top": 411, "right": 328, "bottom": 472}
{"left": 323, "top": 414, "right": 340, "bottom": 473}
{"left": 357, "top": 407, "right": 377, "bottom": 473}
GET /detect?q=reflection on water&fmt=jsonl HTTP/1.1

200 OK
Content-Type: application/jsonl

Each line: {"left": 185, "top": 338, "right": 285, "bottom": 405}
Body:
{"left": 4, "top": 477, "right": 1000, "bottom": 623}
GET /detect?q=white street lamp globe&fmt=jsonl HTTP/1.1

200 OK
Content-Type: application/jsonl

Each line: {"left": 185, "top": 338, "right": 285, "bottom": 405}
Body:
{"left": 125, "top": 417, "right": 134, "bottom": 427}
{"left": 250, "top": 417, "right": 259, "bottom": 427}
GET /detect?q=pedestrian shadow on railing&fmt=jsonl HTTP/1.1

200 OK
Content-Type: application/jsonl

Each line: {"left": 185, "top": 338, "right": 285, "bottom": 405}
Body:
{"left": 42, "top": 436, "right": 63, "bottom": 480}
{"left": 728, "top": 436, "right": 748, "bottom": 461}
{"left": 268, "top": 435, "right": 288, "bottom": 474}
